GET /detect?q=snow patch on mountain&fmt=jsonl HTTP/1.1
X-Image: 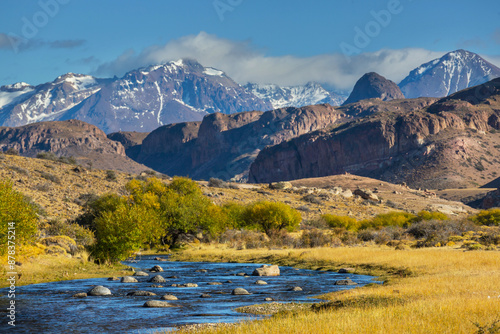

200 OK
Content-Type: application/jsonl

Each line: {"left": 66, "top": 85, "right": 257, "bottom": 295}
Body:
{"left": 245, "top": 82, "right": 346, "bottom": 109}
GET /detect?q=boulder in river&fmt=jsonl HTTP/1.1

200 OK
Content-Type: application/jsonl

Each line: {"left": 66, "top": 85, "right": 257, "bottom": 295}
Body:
{"left": 289, "top": 286, "right": 303, "bottom": 291}
{"left": 72, "top": 292, "right": 87, "bottom": 298}
{"left": 143, "top": 300, "right": 174, "bottom": 308}
{"left": 149, "top": 275, "right": 166, "bottom": 283}
{"left": 338, "top": 268, "right": 355, "bottom": 274}
{"left": 161, "top": 294, "right": 178, "bottom": 300}
{"left": 178, "top": 283, "right": 198, "bottom": 288}
{"left": 255, "top": 280, "right": 268, "bottom": 285}
{"left": 207, "top": 282, "right": 222, "bottom": 285}
{"left": 232, "top": 288, "right": 250, "bottom": 295}
{"left": 88, "top": 286, "right": 111, "bottom": 296}
{"left": 127, "top": 291, "right": 156, "bottom": 296}
{"left": 252, "top": 265, "right": 280, "bottom": 277}
{"left": 121, "top": 276, "right": 138, "bottom": 283}
{"left": 334, "top": 279, "right": 357, "bottom": 285}
{"left": 107, "top": 277, "right": 119, "bottom": 281}
{"left": 133, "top": 271, "right": 149, "bottom": 276}
{"left": 150, "top": 265, "right": 164, "bottom": 272}
{"left": 200, "top": 293, "right": 211, "bottom": 298}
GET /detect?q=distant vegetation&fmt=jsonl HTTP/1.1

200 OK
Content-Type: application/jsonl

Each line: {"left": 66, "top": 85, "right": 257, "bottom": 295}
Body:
{"left": 1, "top": 171, "right": 499, "bottom": 264}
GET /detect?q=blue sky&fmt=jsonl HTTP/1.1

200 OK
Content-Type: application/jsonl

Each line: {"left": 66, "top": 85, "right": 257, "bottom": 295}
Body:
{"left": 0, "top": 0, "right": 499, "bottom": 89}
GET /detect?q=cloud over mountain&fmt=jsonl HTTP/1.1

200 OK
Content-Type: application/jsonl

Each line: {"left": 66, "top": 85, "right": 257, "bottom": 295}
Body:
{"left": 94, "top": 32, "right": 445, "bottom": 90}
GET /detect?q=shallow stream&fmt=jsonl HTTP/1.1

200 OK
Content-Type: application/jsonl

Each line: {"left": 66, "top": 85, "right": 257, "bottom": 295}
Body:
{"left": 0, "top": 256, "right": 379, "bottom": 333}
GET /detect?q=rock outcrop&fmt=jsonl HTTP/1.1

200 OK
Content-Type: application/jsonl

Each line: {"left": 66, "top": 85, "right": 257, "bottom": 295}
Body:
{"left": 342, "top": 72, "right": 405, "bottom": 105}
{"left": 135, "top": 104, "right": 344, "bottom": 181}
{"left": 0, "top": 119, "right": 148, "bottom": 173}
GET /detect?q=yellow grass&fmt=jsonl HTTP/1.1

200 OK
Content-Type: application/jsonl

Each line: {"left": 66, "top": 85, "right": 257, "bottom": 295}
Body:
{"left": 0, "top": 247, "right": 129, "bottom": 288}
{"left": 172, "top": 245, "right": 500, "bottom": 334}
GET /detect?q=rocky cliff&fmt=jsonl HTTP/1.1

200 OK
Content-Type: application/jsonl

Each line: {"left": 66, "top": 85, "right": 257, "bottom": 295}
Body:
{"left": 249, "top": 78, "right": 500, "bottom": 189}
{"left": 0, "top": 120, "right": 148, "bottom": 173}
{"left": 135, "top": 104, "right": 344, "bottom": 180}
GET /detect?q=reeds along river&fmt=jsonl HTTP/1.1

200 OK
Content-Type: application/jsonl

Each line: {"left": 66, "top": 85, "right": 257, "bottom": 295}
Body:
{"left": 0, "top": 256, "right": 379, "bottom": 333}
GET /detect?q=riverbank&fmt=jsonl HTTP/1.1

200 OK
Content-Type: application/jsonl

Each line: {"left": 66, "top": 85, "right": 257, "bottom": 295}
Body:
{"left": 171, "top": 245, "right": 500, "bottom": 334}
{"left": 0, "top": 250, "right": 129, "bottom": 289}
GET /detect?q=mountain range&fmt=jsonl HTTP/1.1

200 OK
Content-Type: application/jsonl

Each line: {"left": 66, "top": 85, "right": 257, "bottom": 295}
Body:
{"left": 1, "top": 49, "right": 498, "bottom": 133}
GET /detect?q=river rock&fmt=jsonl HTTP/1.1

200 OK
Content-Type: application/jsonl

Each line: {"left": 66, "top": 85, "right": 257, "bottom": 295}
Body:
{"left": 334, "top": 279, "right": 357, "bottom": 285}
{"left": 179, "top": 283, "right": 198, "bottom": 288}
{"left": 289, "top": 286, "right": 303, "bottom": 291}
{"left": 265, "top": 297, "right": 274, "bottom": 301}
{"left": 207, "top": 282, "right": 222, "bottom": 285}
{"left": 133, "top": 271, "right": 149, "bottom": 276}
{"left": 107, "top": 277, "right": 119, "bottom": 281}
{"left": 195, "top": 269, "right": 208, "bottom": 273}
{"left": 121, "top": 276, "right": 138, "bottom": 283}
{"left": 252, "top": 265, "right": 280, "bottom": 277}
{"left": 154, "top": 257, "right": 168, "bottom": 261}
{"left": 255, "top": 280, "right": 268, "bottom": 285}
{"left": 149, "top": 275, "right": 166, "bottom": 283}
{"left": 200, "top": 293, "right": 211, "bottom": 298}
{"left": 236, "top": 272, "right": 246, "bottom": 276}
{"left": 338, "top": 268, "right": 355, "bottom": 274}
{"left": 127, "top": 290, "right": 156, "bottom": 296}
{"left": 72, "top": 292, "right": 87, "bottom": 298}
{"left": 88, "top": 286, "right": 111, "bottom": 296}
{"left": 232, "top": 288, "right": 250, "bottom": 295}
{"left": 225, "top": 280, "right": 233, "bottom": 283}
{"left": 161, "top": 294, "right": 178, "bottom": 300}
{"left": 143, "top": 300, "right": 174, "bottom": 308}
{"left": 150, "top": 265, "right": 164, "bottom": 272}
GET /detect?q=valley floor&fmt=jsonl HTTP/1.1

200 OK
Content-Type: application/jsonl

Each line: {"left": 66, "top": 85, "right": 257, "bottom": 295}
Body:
{"left": 170, "top": 245, "right": 500, "bottom": 334}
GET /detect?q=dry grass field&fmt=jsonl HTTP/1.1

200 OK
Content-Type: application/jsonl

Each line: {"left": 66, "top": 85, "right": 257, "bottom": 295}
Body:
{"left": 172, "top": 245, "right": 500, "bottom": 334}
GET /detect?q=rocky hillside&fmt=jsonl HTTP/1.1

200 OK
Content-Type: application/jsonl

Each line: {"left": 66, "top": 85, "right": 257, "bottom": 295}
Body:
{"left": 0, "top": 120, "right": 148, "bottom": 173}
{"left": 134, "top": 104, "right": 345, "bottom": 181}
{"left": 399, "top": 49, "right": 500, "bottom": 98}
{"left": 107, "top": 131, "right": 149, "bottom": 161}
{"left": 249, "top": 78, "right": 500, "bottom": 189}
{"left": 342, "top": 72, "right": 405, "bottom": 105}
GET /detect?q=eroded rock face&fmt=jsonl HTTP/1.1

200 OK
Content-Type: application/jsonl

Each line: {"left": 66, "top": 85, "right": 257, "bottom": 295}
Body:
{"left": 136, "top": 104, "right": 344, "bottom": 181}
{"left": 249, "top": 79, "right": 500, "bottom": 189}
{"left": 481, "top": 188, "right": 500, "bottom": 209}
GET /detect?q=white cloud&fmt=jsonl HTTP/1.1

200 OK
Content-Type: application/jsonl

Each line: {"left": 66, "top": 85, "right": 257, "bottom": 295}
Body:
{"left": 94, "top": 31, "right": 445, "bottom": 90}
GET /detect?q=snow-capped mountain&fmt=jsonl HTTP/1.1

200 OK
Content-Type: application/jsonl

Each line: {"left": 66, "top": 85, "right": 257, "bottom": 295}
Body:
{"left": 0, "top": 74, "right": 102, "bottom": 126}
{"left": 244, "top": 82, "right": 346, "bottom": 109}
{"left": 399, "top": 49, "right": 500, "bottom": 98}
{"left": 0, "top": 59, "right": 271, "bottom": 133}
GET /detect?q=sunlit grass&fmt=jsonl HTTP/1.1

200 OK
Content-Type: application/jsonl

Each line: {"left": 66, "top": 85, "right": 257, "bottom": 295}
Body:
{"left": 0, "top": 246, "right": 128, "bottom": 288}
{"left": 170, "top": 245, "right": 500, "bottom": 334}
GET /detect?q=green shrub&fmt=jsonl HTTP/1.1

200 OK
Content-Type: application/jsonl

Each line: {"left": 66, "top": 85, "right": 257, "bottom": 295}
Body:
{"left": 414, "top": 210, "right": 449, "bottom": 222}
{"left": 208, "top": 177, "right": 228, "bottom": 188}
{"left": 0, "top": 180, "right": 39, "bottom": 255}
{"left": 5, "top": 148, "right": 18, "bottom": 155}
{"left": 300, "top": 229, "right": 332, "bottom": 247}
{"left": 44, "top": 220, "right": 95, "bottom": 246}
{"left": 322, "top": 214, "right": 359, "bottom": 231}
{"left": 360, "top": 212, "right": 416, "bottom": 230}
{"left": 408, "top": 219, "right": 477, "bottom": 248}
{"left": 471, "top": 209, "right": 500, "bottom": 226}
{"left": 241, "top": 201, "right": 301, "bottom": 236}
